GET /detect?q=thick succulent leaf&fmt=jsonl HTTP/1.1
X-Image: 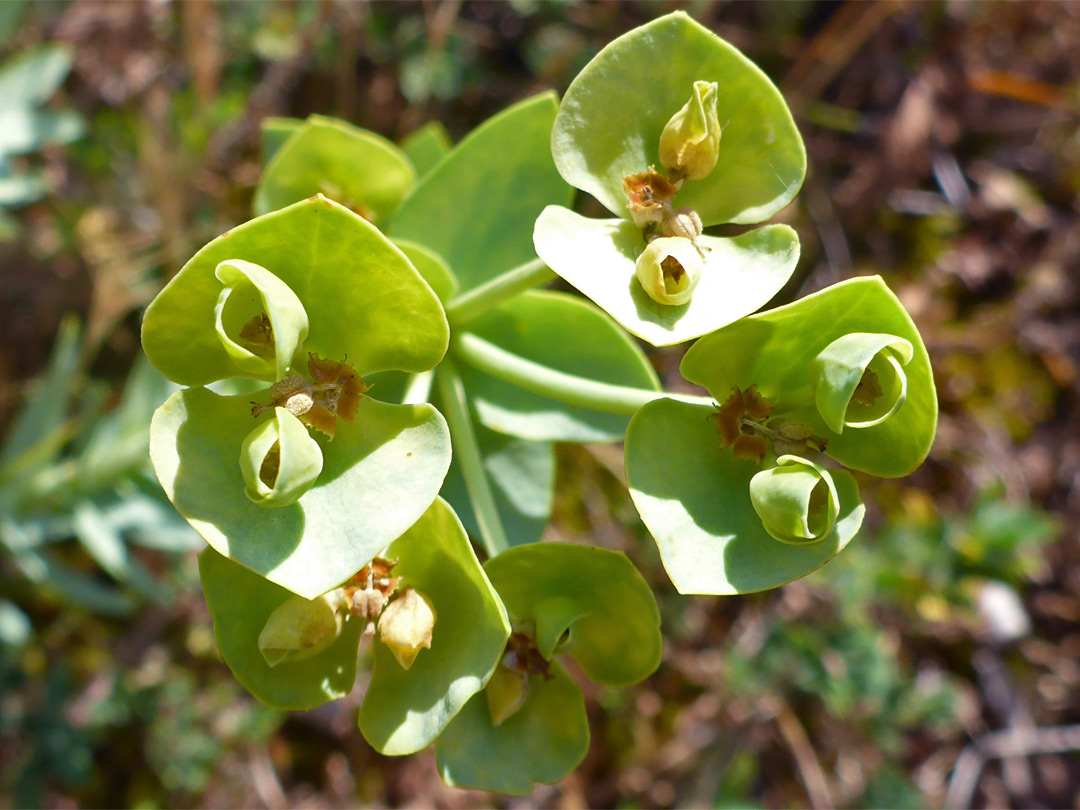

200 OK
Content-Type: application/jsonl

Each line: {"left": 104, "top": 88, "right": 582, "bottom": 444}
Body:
{"left": 392, "top": 238, "right": 458, "bottom": 304}
{"left": 680, "top": 276, "right": 937, "bottom": 477}
{"left": 551, "top": 11, "right": 805, "bottom": 226}
{"left": 359, "top": 498, "right": 510, "bottom": 755}
{"left": 401, "top": 121, "right": 452, "bottom": 177}
{"left": 436, "top": 660, "right": 589, "bottom": 796}
{"left": 534, "top": 206, "right": 799, "bottom": 347}
{"left": 150, "top": 387, "right": 451, "bottom": 599}
{"left": 388, "top": 92, "right": 573, "bottom": 293}
{"left": 198, "top": 547, "right": 363, "bottom": 710}
{"left": 439, "top": 413, "right": 555, "bottom": 548}
{"left": 253, "top": 115, "right": 416, "bottom": 220}
{"left": 485, "top": 543, "right": 662, "bottom": 686}
{"left": 456, "top": 290, "right": 660, "bottom": 441}
{"left": 625, "top": 398, "right": 865, "bottom": 594}
{"left": 142, "top": 196, "right": 448, "bottom": 386}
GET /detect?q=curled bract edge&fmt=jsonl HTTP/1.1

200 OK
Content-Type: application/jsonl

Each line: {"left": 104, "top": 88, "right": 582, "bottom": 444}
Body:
{"left": 749, "top": 455, "right": 840, "bottom": 545}
{"left": 634, "top": 235, "right": 705, "bottom": 306}
{"left": 811, "top": 332, "right": 914, "bottom": 434}
{"left": 239, "top": 406, "right": 324, "bottom": 508}
{"left": 213, "top": 259, "right": 309, "bottom": 381}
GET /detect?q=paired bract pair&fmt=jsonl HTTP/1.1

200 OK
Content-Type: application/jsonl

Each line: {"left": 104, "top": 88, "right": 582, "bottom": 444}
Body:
{"left": 535, "top": 13, "right": 937, "bottom": 595}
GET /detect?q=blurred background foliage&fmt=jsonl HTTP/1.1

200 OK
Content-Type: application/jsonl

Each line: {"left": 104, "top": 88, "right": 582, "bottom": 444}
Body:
{"left": 1, "top": 1, "right": 1079, "bottom": 807}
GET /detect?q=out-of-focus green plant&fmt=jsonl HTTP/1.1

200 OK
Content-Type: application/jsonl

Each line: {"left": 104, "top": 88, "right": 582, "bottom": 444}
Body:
{"left": 0, "top": 43, "right": 84, "bottom": 240}
{"left": 0, "top": 318, "right": 199, "bottom": 636}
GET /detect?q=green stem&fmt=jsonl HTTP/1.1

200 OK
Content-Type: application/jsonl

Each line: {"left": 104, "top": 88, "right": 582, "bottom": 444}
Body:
{"left": 401, "top": 370, "right": 434, "bottom": 405}
{"left": 444, "top": 258, "right": 555, "bottom": 326}
{"left": 434, "top": 360, "right": 509, "bottom": 557}
{"left": 452, "top": 332, "right": 714, "bottom": 417}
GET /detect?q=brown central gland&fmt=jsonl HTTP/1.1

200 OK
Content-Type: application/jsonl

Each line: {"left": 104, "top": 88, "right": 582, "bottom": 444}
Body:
{"left": 852, "top": 368, "right": 883, "bottom": 405}
{"left": 660, "top": 255, "right": 686, "bottom": 283}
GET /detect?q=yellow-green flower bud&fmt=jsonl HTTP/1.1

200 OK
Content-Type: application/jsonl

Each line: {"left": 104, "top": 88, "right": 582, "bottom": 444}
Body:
{"left": 485, "top": 661, "right": 531, "bottom": 726}
{"left": 749, "top": 455, "right": 840, "bottom": 545}
{"left": 257, "top": 588, "right": 350, "bottom": 667}
{"left": 377, "top": 587, "right": 436, "bottom": 670}
{"left": 658, "top": 81, "right": 721, "bottom": 181}
{"left": 239, "top": 407, "right": 323, "bottom": 508}
{"left": 635, "top": 236, "right": 705, "bottom": 306}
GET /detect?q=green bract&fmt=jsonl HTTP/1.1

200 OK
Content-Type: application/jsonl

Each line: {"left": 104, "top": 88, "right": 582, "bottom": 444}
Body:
{"left": 144, "top": 197, "right": 453, "bottom": 597}
{"left": 436, "top": 544, "right": 662, "bottom": 794}
{"left": 152, "top": 387, "right": 449, "bottom": 598}
{"left": 199, "top": 498, "right": 509, "bottom": 757}
{"left": 626, "top": 399, "right": 865, "bottom": 595}
{"left": 681, "top": 276, "right": 937, "bottom": 477}
{"left": 535, "top": 207, "right": 799, "bottom": 346}
{"left": 143, "top": 196, "right": 448, "bottom": 387}
{"left": 535, "top": 11, "right": 806, "bottom": 346}
{"left": 551, "top": 12, "right": 804, "bottom": 226}
{"left": 401, "top": 121, "right": 452, "bottom": 178}
{"left": 254, "top": 115, "right": 416, "bottom": 221}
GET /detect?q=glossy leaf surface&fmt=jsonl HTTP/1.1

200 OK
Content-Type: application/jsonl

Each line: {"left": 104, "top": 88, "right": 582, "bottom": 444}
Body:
{"left": 150, "top": 387, "right": 451, "bottom": 598}
{"left": 254, "top": 115, "right": 416, "bottom": 220}
{"left": 534, "top": 206, "right": 799, "bottom": 347}
{"left": 389, "top": 93, "right": 573, "bottom": 293}
{"left": 142, "top": 197, "right": 448, "bottom": 386}
{"left": 359, "top": 498, "right": 510, "bottom": 755}
{"left": 436, "top": 661, "right": 588, "bottom": 796}
{"left": 198, "top": 547, "right": 363, "bottom": 710}
{"left": 259, "top": 116, "right": 303, "bottom": 166}
{"left": 456, "top": 290, "right": 660, "bottom": 441}
{"left": 551, "top": 11, "right": 805, "bottom": 226}
{"left": 681, "top": 276, "right": 937, "bottom": 477}
{"left": 485, "top": 543, "right": 662, "bottom": 686}
{"left": 401, "top": 121, "right": 452, "bottom": 177}
{"left": 393, "top": 238, "right": 459, "bottom": 304}
{"left": 626, "top": 398, "right": 865, "bottom": 594}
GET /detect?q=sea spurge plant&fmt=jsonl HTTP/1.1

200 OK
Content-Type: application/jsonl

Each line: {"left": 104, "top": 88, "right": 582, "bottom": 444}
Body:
{"left": 200, "top": 498, "right": 509, "bottom": 755}
{"left": 435, "top": 544, "right": 662, "bottom": 795}
{"left": 144, "top": 196, "right": 451, "bottom": 598}
{"left": 134, "top": 12, "right": 942, "bottom": 796}
{"left": 534, "top": 11, "right": 806, "bottom": 346}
